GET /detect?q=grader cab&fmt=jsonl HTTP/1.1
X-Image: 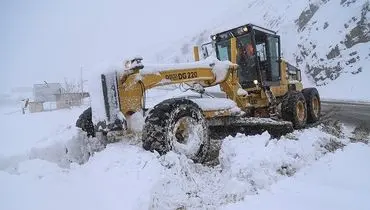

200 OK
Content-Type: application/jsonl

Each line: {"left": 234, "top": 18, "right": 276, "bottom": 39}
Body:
{"left": 77, "top": 23, "right": 321, "bottom": 163}
{"left": 200, "top": 24, "right": 320, "bottom": 127}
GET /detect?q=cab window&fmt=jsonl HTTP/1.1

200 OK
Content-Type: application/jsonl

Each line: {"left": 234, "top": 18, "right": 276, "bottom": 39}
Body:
{"left": 216, "top": 40, "right": 230, "bottom": 61}
{"left": 236, "top": 34, "right": 258, "bottom": 88}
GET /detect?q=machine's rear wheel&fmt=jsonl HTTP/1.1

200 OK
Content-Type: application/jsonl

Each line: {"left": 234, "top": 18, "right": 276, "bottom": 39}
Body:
{"left": 302, "top": 88, "right": 321, "bottom": 123}
{"left": 282, "top": 91, "right": 307, "bottom": 129}
{"left": 142, "top": 98, "right": 210, "bottom": 163}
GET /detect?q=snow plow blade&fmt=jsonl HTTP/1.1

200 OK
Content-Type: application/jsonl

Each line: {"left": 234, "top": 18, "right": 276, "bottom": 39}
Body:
{"left": 100, "top": 73, "right": 121, "bottom": 124}
{"left": 76, "top": 71, "right": 126, "bottom": 139}
{"left": 208, "top": 116, "right": 294, "bottom": 139}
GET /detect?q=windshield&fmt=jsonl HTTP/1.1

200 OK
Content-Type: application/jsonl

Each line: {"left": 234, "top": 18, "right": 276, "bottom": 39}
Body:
{"left": 216, "top": 40, "right": 231, "bottom": 61}
{"left": 215, "top": 34, "right": 258, "bottom": 88}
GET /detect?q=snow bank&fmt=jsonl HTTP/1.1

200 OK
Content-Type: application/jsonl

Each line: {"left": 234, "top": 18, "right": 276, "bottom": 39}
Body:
{"left": 219, "top": 128, "right": 349, "bottom": 194}
{"left": 0, "top": 144, "right": 163, "bottom": 210}
{"left": 0, "top": 105, "right": 105, "bottom": 170}
{"left": 147, "top": 127, "right": 354, "bottom": 209}
{"left": 222, "top": 143, "right": 370, "bottom": 210}
{"left": 0, "top": 130, "right": 105, "bottom": 171}
{"left": 0, "top": 106, "right": 89, "bottom": 157}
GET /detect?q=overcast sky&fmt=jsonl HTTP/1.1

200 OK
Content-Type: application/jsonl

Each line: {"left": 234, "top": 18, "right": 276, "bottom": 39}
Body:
{"left": 1, "top": 0, "right": 243, "bottom": 93}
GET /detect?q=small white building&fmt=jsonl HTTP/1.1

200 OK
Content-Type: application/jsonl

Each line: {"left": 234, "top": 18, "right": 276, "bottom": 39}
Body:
{"left": 33, "top": 83, "right": 63, "bottom": 103}
{"left": 55, "top": 92, "right": 89, "bottom": 109}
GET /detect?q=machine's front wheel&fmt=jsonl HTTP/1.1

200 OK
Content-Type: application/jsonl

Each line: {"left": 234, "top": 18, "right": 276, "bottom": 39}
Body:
{"left": 76, "top": 107, "right": 126, "bottom": 142}
{"left": 282, "top": 91, "right": 307, "bottom": 129}
{"left": 142, "top": 98, "right": 210, "bottom": 163}
{"left": 76, "top": 107, "right": 95, "bottom": 137}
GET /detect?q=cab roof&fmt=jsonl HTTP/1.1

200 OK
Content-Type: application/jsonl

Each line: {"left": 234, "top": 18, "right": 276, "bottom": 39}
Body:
{"left": 211, "top": 23, "right": 277, "bottom": 41}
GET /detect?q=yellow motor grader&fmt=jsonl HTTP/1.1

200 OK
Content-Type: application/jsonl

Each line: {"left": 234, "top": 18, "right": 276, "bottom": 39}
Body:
{"left": 77, "top": 23, "right": 321, "bottom": 163}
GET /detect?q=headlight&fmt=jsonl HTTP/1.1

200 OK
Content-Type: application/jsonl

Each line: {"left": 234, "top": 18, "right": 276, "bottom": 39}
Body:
{"left": 236, "top": 26, "right": 249, "bottom": 35}
{"left": 211, "top": 35, "right": 217, "bottom": 41}
{"left": 253, "top": 80, "right": 259, "bottom": 85}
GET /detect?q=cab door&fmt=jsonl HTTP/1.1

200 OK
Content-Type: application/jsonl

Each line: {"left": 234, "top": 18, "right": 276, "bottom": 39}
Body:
{"left": 266, "top": 35, "right": 281, "bottom": 84}
{"left": 236, "top": 34, "right": 259, "bottom": 89}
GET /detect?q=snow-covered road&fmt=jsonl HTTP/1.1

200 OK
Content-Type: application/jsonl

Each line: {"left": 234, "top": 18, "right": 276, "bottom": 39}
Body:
{"left": 321, "top": 100, "right": 370, "bottom": 130}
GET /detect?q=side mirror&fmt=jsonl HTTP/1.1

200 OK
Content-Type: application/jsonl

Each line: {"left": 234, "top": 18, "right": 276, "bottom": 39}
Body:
{"left": 297, "top": 69, "right": 302, "bottom": 81}
{"left": 202, "top": 45, "right": 209, "bottom": 58}
{"left": 201, "top": 42, "right": 212, "bottom": 59}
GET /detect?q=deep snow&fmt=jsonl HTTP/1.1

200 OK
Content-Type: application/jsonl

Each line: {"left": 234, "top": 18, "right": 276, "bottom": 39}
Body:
{"left": 1, "top": 103, "right": 369, "bottom": 210}
{"left": 0, "top": 105, "right": 89, "bottom": 157}
{"left": 222, "top": 143, "right": 370, "bottom": 210}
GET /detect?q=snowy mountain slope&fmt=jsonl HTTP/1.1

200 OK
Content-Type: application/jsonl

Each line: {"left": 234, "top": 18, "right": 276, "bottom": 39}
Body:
{"left": 294, "top": 0, "right": 370, "bottom": 101}
{"left": 1, "top": 102, "right": 369, "bottom": 210}
{"left": 294, "top": 0, "right": 369, "bottom": 85}
{"left": 149, "top": 0, "right": 370, "bottom": 101}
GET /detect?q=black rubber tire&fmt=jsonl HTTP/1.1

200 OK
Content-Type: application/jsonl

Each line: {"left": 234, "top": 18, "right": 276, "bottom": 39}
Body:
{"left": 76, "top": 107, "right": 95, "bottom": 137}
{"left": 281, "top": 91, "right": 307, "bottom": 129}
{"left": 142, "top": 98, "right": 210, "bottom": 163}
{"left": 302, "top": 88, "right": 321, "bottom": 123}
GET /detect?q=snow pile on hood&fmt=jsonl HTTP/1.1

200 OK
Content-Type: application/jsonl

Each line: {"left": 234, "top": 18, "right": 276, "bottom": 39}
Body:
{"left": 138, "top": 56, "right": 232, "bottom": 76}
{"left": 190, "top": 98, "right": 238, "bottom": 111}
